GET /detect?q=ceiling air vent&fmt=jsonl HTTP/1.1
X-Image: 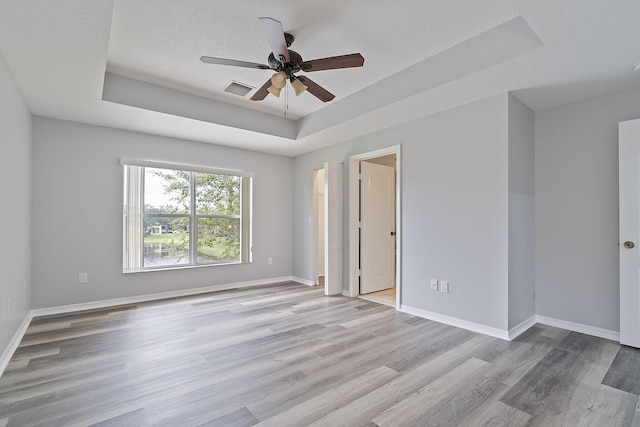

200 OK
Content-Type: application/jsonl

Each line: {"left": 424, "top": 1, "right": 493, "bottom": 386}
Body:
{"left": 224, "top": 81, "right": 254, "bottom": 97}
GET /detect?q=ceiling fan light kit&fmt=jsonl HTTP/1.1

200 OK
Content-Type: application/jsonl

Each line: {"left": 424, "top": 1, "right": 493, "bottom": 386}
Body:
{"left": 271, "top": 71, "right": 287, "bottom": 89}
{"left": 266, "top": 71, "right": 287, "bottom": 97}
{"left": 290, "top": 76, "right": 308, "bottom": 96}
{"left": 200, "top": 17, "right": 364, "bottom": 103}
{"left": 267, "top": 84, "right": 282, "bottom": 97}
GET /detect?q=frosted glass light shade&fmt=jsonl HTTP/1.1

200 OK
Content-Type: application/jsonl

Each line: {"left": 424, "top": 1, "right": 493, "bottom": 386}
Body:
{"left": 267, "top": 85, "right": 282, "bottom": 97}
{"left": 290, "top": 78, "right": 307, "bottom": 96}
{"left": 271, "top": 72, "right": 287, "bottom": 89}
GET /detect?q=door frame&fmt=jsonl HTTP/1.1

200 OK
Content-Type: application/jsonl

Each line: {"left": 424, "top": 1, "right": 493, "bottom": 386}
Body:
{"left": 348, "top": 145, "right": 402, "bottom": 308}
{"left": 324, "top": 162, "right": 343, "bottom": 295}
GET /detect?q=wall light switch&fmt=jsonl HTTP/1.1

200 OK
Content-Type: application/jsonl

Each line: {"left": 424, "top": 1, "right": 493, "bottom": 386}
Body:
{"left": 79, "top": 272, "right": 88, "bottom": 283}
{"left": 430, "top": 279, "right": 439, "bottom": 291}
{"left": 440, "top": 280, "right": 449, "bottom": 293}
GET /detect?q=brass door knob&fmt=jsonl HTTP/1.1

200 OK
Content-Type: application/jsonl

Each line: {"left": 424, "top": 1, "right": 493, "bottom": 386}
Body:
{"left": 624, "top": 241, "right": 635, "bottom": 249}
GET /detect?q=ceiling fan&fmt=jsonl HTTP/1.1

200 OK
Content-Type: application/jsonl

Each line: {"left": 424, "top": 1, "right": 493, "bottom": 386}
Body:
{"left": 200, "top": 17, "right": 364, "bottom": 102}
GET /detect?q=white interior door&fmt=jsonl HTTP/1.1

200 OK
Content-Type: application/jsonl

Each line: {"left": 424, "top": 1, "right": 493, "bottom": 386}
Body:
{"left": 325, "top": 162, "right": 342, "bottom": 295}
{"left": 619, "top": 117, "right": 640, "bottom": 348}
{"left": 360, "top": 162, "right": 395, "bottom": 294}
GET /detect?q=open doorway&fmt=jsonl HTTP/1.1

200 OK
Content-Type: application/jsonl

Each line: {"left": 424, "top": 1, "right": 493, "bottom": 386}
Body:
{"left": 312, "top": 163, "right": 343, "bottom": 296}
{"left": 349, "top": 145, "right": 401, "bottom": 308}
{"left": 312, "top": 168, "right": 325, "bottom": 287}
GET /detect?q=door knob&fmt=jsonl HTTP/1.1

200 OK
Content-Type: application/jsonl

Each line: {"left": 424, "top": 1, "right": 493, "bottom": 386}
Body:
{"left": 624, "top": 241, "right": 635, "bottom": 249}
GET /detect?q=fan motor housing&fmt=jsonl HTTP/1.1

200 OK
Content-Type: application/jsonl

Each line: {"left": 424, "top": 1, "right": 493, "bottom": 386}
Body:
{"left": 268, "top": 50, "right": 303, "bottom": 74}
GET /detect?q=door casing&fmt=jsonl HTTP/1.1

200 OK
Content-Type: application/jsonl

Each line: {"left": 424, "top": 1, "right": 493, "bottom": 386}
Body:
{"left": 324, "top": 162, "right": 343, "bottom": 296}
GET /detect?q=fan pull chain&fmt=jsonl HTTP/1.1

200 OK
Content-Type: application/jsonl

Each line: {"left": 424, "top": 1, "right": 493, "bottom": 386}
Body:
{"left": 284, "top": 84, "right": 289, "bottom": 118}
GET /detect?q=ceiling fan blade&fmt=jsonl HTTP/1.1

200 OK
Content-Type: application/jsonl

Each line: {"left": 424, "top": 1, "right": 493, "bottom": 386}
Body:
{"left": 200, "top": 56, "right": 271, "bottom": 70}
{"left": 259, "top": 17, "right": 290, "bottom": 64}
{"left": 250, "top": 78, "right": 272, "bottom": 101}
{"left": 297, "top": 76, "right": 335, "bottom": 102}
{"left": 300, "top": 53, "right": 364, "bottom": 72}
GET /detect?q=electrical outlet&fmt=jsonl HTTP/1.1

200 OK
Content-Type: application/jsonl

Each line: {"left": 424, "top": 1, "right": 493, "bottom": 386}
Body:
{"left": 430, "top": 279, "right": 439, "bottom": 291}
{"left": 79, "top": 272, "right": 88, "bottom": 283}
{"left": 268, "top": 257, "right": 273, "bottom": 265}
{"left": 439, "top": 280, "right": 449, "bottom": 293}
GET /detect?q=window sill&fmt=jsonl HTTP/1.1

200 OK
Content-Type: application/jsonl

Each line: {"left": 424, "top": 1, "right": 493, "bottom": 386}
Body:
{"left": 123, "top": 261, "right": 250, "bottom": 274}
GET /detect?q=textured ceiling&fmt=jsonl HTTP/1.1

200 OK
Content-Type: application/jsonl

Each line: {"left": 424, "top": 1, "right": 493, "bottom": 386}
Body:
{"left": 0, "top": 0, "right": 639, "bottom": 156}
{"left": 106, "top": 0, "right": 518, "bottom": 119}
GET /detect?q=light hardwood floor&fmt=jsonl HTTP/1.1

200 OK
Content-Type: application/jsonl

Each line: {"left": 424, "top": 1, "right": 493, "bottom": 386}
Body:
{"left": 1, "top": 282, "right": 639, "bottom": 426}
{"left": 359, "top": 288, "right": 396, "bottom": 307}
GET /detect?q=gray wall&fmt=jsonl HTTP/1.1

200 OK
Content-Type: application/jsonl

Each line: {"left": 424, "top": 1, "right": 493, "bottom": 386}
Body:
{"left": 31, "top": 117, "right": 293, "bottom": 308}
{"left": 507, "top": 94, "right": 535, "bottom": 329}
{"left": 535, "top": 85, "right": 640, "bottom": 331}
{"left": 294, "top": 94, "right": 513, "bottom": 330}
{"left": 0, "top": 51, "right": 31, "bottom": 352}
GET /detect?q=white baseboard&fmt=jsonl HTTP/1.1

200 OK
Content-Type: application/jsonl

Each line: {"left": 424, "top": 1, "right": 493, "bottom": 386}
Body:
{"left": 509, "top": 316, "right": 537, "bottom": 340}
{"left": 0, "top": 311, "right": 34, "bottom": 379}
{"left": 400, "top": 305, "right": 510, "bottom": 340}
{"left": 395, "top": 308, "right": 620, "bottom": 343}
{"left": 345, "top": 288, "right": 358, "bottom": 298}
{"left": 535, "top": 315, "right": 620, "bottom": 342}
{"left": 291, "top": 276, "right": 315, "bottom": 286}
{"left": 31, "top": 276, "right": 297, "bottom": 317}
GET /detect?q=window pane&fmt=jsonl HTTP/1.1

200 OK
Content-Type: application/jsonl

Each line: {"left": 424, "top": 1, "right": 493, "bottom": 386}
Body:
{"left": 144, "top": 216, "right": 190, "bottom": 267}
{"left": 197, "top": 217, "right": 240, "bottom": 263}
{"left": 196, "top": 173, "right": 240, "bottom": 215}
{"left": 144, "top": 168, "right": 191, "bottom": 214}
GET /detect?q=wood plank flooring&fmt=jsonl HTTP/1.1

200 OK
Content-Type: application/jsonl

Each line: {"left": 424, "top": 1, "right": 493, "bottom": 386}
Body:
{"left": 359, "top": 288, "right": 396, "bottom": 307}
{"left": 1, "top": 282, "right": 639, "bottom": 426}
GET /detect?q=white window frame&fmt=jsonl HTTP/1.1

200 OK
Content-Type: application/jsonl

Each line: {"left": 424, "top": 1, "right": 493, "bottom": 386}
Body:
{"left": 122, "top": 159, "right": 253, "bottom": 273}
